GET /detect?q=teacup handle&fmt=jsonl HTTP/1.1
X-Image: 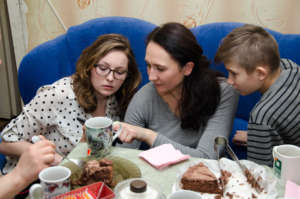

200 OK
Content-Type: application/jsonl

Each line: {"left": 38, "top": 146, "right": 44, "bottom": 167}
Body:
{"left": 112, "top": 122, "right": 122, "bottom": 142}
{"left": 29, "top": 183, "right": 44, "bottom": 199}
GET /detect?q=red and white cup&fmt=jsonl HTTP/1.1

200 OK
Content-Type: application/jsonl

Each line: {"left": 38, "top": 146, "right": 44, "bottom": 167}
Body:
{"left": 29, "top": 166, "right": 71, "bottom": 199}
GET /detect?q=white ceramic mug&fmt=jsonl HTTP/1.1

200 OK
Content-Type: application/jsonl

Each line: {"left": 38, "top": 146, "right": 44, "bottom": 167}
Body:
{"left": 29, "top": 166, "right": 71, "bottom": 199}
{"left": 85, "top": 117, "right": 121, "bottom": 158}
{"left": 273, "top": 144, "right": 300, "bottom": 185}
{"left": 168, "top": 190, "right": 202, "bottom": 199}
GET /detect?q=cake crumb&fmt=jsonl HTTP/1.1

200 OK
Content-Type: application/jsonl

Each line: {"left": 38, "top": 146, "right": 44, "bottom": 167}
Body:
{"left": 214, "top": 195, "right": 222, "bottom": 199}
{"left": 244, "top": 168, "right": 263, "bottom": 193}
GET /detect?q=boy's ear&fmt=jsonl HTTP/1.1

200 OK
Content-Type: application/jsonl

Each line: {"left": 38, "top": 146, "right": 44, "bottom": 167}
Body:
{"left": 183, "top": 61, "right": 194, "bottom": 76}
{"left": 255, "top": 65, "right": 268, "bottom": 80}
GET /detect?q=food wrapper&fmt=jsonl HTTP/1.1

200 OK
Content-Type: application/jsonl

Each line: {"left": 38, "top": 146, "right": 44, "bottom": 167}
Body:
{"left": 173, "top": 158, "right": 279, "bottom": 199}
{"left": 52, "top": 182, "right": 114, "bottom": 199}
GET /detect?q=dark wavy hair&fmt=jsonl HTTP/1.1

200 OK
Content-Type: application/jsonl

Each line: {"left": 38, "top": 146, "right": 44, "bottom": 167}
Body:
{"left": 72, "top": 34, "right": 141, "bottom": 119}
{"left": 146, "top": 23, "right": 221, "bottom": 130}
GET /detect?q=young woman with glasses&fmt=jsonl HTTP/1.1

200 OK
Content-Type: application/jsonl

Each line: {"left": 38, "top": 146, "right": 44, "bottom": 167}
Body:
{"left": 0, "top": 34, "right": 141, "bottom": 176}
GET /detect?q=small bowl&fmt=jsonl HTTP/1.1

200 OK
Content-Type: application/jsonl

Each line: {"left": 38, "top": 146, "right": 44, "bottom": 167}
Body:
{"left": 168, "top": 190, "right": 202, "bottom": 199}
{"left": 114, "top": 178, "right": 166, "bottom": 199}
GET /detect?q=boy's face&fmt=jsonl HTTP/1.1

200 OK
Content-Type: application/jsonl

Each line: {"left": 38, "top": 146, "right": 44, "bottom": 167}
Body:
{"left": 225, "top": 63, "right": 263, "bottom": 95}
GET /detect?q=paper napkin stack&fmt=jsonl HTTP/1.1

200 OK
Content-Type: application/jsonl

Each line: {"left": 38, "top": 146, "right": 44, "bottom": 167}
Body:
{"left": 285, "top": 180, "right": 300, "bottom": 199}
{"left": 139, "top": 144, "right": 190, "bottom": 169}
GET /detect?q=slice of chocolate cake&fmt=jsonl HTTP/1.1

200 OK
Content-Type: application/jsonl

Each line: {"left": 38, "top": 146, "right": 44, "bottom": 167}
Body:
{"left": 77, "top": 158, "right": 114, "bottom": 187}
{"left": 181, "top": 162, "right": 222, "bottom": 194}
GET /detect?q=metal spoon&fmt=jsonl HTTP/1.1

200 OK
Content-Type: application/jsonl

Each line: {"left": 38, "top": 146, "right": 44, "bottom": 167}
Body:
{"left": 214, "top": 136, "right": 263, "bottom": 193}
{"left": 214, "top": 137, "right": 225, "bottom": 191}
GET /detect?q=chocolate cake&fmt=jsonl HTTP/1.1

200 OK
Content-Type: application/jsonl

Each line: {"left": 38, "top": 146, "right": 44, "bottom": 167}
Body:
{"left": 181, "top": 162, "right": 222, "bottom": 194}
{"left": 77, "top": 158, "right": 115, "bottom": 187}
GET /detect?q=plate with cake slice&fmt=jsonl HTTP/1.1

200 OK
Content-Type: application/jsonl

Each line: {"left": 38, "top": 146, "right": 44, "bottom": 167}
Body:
{"left": 62, "top": 155, "right": 141, "bottom": 190}
{"left": 173, "top": 158, "right": 279, "bottom": 199}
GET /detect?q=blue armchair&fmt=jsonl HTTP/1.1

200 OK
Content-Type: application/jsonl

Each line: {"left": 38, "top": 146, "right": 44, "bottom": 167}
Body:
{"left": 18, "top": 17, "right": 300, "bottom": 159}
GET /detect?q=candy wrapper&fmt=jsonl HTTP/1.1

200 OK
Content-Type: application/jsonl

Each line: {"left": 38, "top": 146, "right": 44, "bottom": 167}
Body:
{"left": 173, "top": 158, "right": 279, "bottom": 199}
{"left": 53, "top": 182, "right": 115, "bottom": 199}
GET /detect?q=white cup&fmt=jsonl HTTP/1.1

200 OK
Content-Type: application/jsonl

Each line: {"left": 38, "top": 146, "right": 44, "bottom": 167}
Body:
{"left": 273, "top": 144, "right": 300, "bottom": 185}
{"left": 29, "top": 166, "right": 71, "bottom": 199}
{"left": 85, "top": 117, "right": 121, "bottom": 158}
{"left": 168, "top": 190, "right": 202, "bottom": 199}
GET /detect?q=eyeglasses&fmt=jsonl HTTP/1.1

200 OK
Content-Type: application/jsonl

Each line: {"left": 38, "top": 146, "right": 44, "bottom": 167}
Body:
{"left": 94, "top": 64, "right": 128, "bottom": 80}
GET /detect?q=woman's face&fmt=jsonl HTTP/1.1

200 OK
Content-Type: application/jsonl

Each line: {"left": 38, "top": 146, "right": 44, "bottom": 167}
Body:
{"left": 90, "top": 50, "right": 128, "bottom": 100}
{"left": 145, "top": 41, "right": 187, "bottom": 96}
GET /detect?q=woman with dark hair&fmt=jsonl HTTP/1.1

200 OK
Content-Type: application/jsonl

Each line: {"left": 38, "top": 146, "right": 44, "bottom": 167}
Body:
{"left": 116, "top": 23, "right": 239, "bottom": 159}
{"left": 0, "top": 33, "right": 141, "bottom": 174}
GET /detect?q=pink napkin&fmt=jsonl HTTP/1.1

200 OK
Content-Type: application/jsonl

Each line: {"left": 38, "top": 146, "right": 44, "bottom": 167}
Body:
{"left": 139, "top": 144, "right": 190, "bottom": 169}
{"left": 285, "top": 180, "right": 300, "bottom": 199}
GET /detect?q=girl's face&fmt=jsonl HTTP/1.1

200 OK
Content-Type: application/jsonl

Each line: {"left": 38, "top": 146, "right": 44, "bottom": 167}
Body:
{"left": 145, "top": 41, "right": 190, "bottom": 96}
{"left": 90, "top": 50, "right": 128, "bottom": 100}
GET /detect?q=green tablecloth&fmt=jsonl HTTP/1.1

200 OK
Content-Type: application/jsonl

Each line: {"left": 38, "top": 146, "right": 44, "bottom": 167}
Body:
{"left": 66, "top": 143, "right": 285, "bottom": 198}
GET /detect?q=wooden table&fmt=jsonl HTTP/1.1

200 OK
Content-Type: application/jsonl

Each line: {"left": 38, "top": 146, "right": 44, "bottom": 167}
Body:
{"left": 66, "top": 143, "right": 285, "bottom": 198}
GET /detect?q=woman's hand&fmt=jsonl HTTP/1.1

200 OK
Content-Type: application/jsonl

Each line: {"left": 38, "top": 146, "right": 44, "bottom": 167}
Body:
{"left": 113, "top": 122, "right": 157, "bottom": 146}
{"left": 13, "top": 136, "right": 56, "bottom": 184}
{"left": 0, "top": 136, "right": 56, "bottom": 199}
{"left": 80, "top": 125, "right": 86, "bottom": 142}
{"left": 232, "top": 130, "right": 248, "bottom": 146}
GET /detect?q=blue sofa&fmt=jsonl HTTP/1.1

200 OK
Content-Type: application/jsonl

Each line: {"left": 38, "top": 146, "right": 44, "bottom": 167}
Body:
{"left": 0, "top": 138, "right": 6, "bottom": 173}
{"left": 17, "top": 16, "right": 300, "bottom": 159}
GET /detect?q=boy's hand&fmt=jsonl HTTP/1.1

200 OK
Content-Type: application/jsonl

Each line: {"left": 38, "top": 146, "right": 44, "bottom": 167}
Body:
{"left": 233, "top": 130, "right": 248, "bottom": 146}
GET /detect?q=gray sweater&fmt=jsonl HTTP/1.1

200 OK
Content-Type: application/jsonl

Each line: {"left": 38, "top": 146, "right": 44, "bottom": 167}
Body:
{"left": 247, "top": 59, "right": 300, "bottom": 166}
{"left": 122, "top": 79, "right": 239, "bottom": 159}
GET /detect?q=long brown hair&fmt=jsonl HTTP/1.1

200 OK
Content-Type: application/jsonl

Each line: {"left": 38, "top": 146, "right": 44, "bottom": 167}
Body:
{"left": 147, "top": 23, "right": 221, "bottom": 130}
{"left": 72, "top": 34, "right": 141, "bottom": 119}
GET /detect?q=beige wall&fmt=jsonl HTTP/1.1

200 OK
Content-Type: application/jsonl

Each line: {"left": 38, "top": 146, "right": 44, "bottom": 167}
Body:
{"left": 0, "top": 0, "right": 22, "bottom": 118}
{"left": 8, "top": 0, "right": 300, "bottom": 67}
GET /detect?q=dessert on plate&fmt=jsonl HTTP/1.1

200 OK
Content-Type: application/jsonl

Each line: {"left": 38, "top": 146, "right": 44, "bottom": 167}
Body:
{"left": 178, "top": 158, "right": 278, "bottom": 199}
{"left": 76, "top": 158, "right": 115, "bottom": 187}
{"left": 181, "top": 162, "right": 223, "bottom": 194}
